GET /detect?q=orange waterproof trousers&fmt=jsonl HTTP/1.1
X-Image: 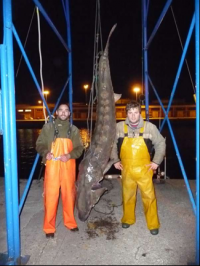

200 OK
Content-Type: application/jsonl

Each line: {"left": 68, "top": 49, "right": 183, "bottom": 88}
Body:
{"left": 43, "top": 138, "right": 77, "bottom": 234}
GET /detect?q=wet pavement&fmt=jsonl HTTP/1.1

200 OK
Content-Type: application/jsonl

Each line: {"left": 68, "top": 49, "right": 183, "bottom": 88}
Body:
{"left": 0, "top": 177, "right": 196, "bottom": 265}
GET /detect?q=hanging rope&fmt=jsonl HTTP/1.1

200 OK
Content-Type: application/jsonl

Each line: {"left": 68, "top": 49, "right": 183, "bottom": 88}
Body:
{"left": 86, "top": 0, "right": 103, "bottom": 150}
{"left": 170, "top": 6, "right": 196, "bottom": 94}
{"left": 36, "top": 7, "right": 47, "bottom": 123}
{"left": 16, "top": 7, "right": 36, "bottom": 78}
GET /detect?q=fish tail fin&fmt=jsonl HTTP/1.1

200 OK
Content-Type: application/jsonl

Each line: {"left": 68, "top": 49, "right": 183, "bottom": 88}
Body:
{"left": 104, "top": 24, "right": 117, "bottom": 56}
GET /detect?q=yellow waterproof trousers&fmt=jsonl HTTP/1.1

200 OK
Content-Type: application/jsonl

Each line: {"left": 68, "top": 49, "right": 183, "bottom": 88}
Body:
{"left": 120, "top": 123, "right": 160, "bottom": 230}
{"left": 43, "top": 138, "right": 77, "bottom": 233}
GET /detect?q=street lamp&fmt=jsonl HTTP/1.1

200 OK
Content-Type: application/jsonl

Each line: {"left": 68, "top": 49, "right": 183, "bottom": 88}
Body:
{"left": 43, "top": 90, "right": 50, "bottom": 104}
{"left": 83, "top": 84, "right": 89, "bottom": 105}
{"left": 133, "top": 87, "right": 140, "bottom": 101}
{"left": 38, "top": 100, "right": 42, "bottom": 104}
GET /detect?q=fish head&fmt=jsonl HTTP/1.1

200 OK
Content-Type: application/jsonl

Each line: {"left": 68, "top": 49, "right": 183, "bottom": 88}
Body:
{"left": 76, "top": 160, "right": 107, "bottom": 221}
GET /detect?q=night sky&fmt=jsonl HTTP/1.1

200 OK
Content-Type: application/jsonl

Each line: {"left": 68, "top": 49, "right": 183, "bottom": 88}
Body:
{"left": 0, "top": 0, "right": 196, "bottom": 105}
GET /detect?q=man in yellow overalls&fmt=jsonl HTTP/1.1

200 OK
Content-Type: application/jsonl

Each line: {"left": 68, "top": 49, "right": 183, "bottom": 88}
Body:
{"left": 36, "top": 104, "right": 84, "bottom": 238}
{"left": 111, "top": 101, "right": 166, "bottom": 235}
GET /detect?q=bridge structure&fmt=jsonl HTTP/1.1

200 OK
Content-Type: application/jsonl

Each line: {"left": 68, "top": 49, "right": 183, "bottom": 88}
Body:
{"left": 0, "top": 0, "right": 199, "bottom": 265}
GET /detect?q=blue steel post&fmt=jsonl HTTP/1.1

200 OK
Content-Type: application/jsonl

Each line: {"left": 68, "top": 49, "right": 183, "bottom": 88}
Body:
{"left": 3, "top": 0, "right": 21, "bottom": 263}
{"left": 65, "top": 0, "right": 73, "bottom": 123}
{"left": 142, "top": 0, "right": 149, "bottom": 120}
{"left": 195, "top": 0, "right": 199, "bottom": 264}
{"left": 0, "top": 44, "right": 15, "bottom": 263}
{"left": 0, "top": 49, "right": 2, "bottom": 135}
{"left": 0, "top": 90, "right": 2, "bottom": 135}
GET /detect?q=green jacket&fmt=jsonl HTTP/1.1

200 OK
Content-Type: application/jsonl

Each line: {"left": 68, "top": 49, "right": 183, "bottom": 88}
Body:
{"left": 36, "top": 118, "right": 84, "bottom": 164}
{"left": 110, "top": 116, "right": 166, "bottom": 166}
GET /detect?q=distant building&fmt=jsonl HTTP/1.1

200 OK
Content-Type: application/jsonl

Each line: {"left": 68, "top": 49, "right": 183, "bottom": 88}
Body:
{"left": 16, "top": 100, "right": 196, "bottom": 121}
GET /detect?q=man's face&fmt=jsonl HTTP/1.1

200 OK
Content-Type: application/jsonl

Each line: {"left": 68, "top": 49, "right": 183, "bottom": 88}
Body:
{"left": 56, "top": 104, "right": 70, "bottom": 121}
{"left": 127, "top": 107, "right": 140, "bottom": 124}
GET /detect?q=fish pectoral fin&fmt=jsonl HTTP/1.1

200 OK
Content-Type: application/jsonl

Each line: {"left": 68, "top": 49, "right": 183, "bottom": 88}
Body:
{"left": 103, "top": 159, "right": 115, "bottom": 175}
{"left": 92, "top": 187, "right": 107, "bottom": 206}
{"left": 114, "top": 93, "right": 122, "bottom": 103}
{"left": 92, "top": 183, "right": 102, "bottom": 191}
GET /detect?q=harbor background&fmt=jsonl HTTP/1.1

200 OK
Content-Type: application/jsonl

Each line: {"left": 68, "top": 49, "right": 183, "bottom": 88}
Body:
{"left": 0, "top": 119, "right": 196, "bottom": 180}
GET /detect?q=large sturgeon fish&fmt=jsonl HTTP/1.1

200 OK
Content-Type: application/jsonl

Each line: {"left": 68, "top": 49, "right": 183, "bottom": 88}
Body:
{"left": 76, "top": 24, "right": 121, "bottom": 222}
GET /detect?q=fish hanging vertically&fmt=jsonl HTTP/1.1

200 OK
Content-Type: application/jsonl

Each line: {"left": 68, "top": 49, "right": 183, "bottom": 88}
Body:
{"left": 76, "top": 24, "right": 121, "bottom": 222}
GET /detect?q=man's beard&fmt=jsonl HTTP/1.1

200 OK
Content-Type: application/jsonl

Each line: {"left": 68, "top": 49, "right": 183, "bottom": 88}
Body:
{"left": 59, "top": 116, "right": 68, "bottom": 121}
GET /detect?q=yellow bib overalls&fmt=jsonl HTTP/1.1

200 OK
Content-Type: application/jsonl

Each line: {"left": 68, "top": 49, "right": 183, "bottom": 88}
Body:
{"left": 120, "top": 123, "right": 160, "bottom": 230}
{"left": 43, "top": 138, "right": 77, "bottom": 234}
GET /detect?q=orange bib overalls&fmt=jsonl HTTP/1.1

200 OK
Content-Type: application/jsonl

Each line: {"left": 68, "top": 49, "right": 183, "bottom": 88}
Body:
{"left": 120, "top": 123, "right": 160, "bottom": 230}
{"left": 43, "top": 138, "right": 77, "bottom": 234}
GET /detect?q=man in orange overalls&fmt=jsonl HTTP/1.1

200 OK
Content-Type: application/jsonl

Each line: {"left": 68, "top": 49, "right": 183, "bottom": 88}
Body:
{"left": 111, "top": 101, "right": 166, "bottom": 235}
{"left": 36, "top": 104, "right": 84, "bottom": 238}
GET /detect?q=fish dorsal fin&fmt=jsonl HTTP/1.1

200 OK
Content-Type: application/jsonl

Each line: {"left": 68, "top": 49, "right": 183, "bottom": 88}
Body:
{"left": 114, "top": 93, "right": 122, "bottom": 103}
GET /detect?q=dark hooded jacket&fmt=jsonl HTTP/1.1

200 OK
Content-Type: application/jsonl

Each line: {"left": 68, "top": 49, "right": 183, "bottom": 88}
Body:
{"left": 36, "top": 118, "right": 84, "bottom": 164}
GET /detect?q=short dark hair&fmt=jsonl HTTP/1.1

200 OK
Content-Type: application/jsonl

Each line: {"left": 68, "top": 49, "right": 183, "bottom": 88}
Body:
{"left": 126, "top": 101, "right": 141, "bottom": 113}
{"left": 56, "top": 103, "right": 70, "bottom": 111}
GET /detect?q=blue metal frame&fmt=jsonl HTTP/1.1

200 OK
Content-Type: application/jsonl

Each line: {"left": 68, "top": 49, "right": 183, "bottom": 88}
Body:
{"left": 32, "top": 0, "right": 70, "bottom": 53}
{"left": 1, "top": 0, "right": 198, "bottom": 264}
{"left": 0, "top": 51, "right": 2, "bottom": 135}
{"left": 148, "top": 75, "right": 196, "bottom": 214}
{"left": 142, "top": 0, "right": 149, "bottom": 120}
{"left": 62, "top": 0, "right": 73, "bottom": 123}
{"left": 12, "top": 25, "right": 51, "bottom": 118}
{"left": 0, "top": 90, "right": 2, "bottom": 135}
{"left": 142, "top": 0, "right": 199, "bottom": 264}
{"left": 195, "top": 0, "right": 199, "bottom": 264}
{"left": 0, "top": 0, "right": 73, "bottom": 264}
{"left": 1, "top": 0, "right": 20, "bottom": 263}
{"left": 19, "top": 76, "right": 70, "bottom": 214}
{"left": 1, "top": 43, "right": 15, "bottom": 263}
{"left": 159, "top": 15, "right": 195, "bottom": 131}
{"left": 66, "top": 0, "right": 73, "bottom": 123}
{"left": 146, "top": 0, "right": 173, "bottom": 49}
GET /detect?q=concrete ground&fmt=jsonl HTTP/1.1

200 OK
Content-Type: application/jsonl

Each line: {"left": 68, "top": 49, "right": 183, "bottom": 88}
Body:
{"left": 0, "top": 177, "right": 196, "bottom": 265}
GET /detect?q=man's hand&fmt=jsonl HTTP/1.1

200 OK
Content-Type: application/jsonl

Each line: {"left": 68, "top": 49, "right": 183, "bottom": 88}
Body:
{"left": 146, "top": 162, "right": 159, "bottom": 171}
{"left": 46, "top": 152, "right": 53, "bottom": 161}
{"left": 60, "top": 154, "right": 71, "bottom": 162}
{"left": 114, "top": 161, "right": 123, "bottom": 171}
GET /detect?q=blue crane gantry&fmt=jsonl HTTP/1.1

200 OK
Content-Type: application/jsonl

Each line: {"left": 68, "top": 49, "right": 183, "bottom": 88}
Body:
{"left": 0, "top": 0, "right": 199, "bottom": 265}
